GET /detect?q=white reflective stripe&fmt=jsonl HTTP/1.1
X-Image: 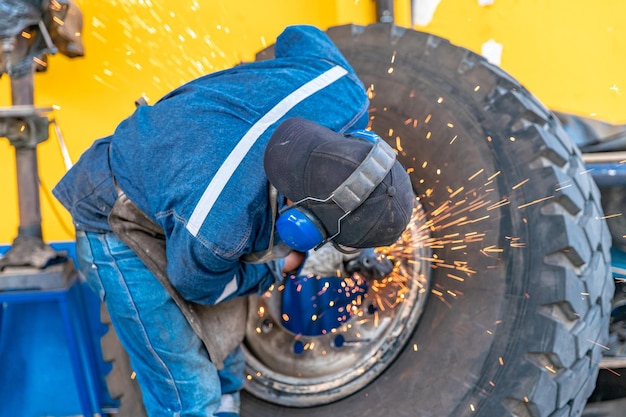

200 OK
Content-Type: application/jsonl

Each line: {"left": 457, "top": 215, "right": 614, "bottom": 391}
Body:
{"left": 215, "top": 274, "right": 239, "bottom": 304}
{"left": 186, "top": 65, "right": 349, "bottom": 236}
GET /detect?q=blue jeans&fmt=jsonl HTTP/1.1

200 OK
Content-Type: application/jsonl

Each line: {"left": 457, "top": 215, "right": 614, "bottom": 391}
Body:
{"left": 76, "top": 230, "right": 245, "bottom": 416}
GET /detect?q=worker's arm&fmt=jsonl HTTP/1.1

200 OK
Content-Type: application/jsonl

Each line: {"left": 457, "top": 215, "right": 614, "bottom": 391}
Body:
{"left": 163, "top": 220, "right": 305, "bottom": 305}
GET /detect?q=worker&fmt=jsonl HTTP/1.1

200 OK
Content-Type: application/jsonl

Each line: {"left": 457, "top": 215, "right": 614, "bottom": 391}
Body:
{"left": 52, "top": 25, "right": 414, "bottom": 417}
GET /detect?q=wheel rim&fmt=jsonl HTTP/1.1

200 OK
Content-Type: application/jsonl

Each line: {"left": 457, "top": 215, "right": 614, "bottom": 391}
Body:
{"left": 243, "top": 203, "right": 432, "bottom": 406}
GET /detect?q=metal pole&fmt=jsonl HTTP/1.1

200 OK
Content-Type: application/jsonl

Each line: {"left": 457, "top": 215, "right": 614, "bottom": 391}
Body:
{"left": 376, "top": 0, "right": 395, "bottom": 23}
{"left": 0, "top": 30, "right": 59, "bottom": 272}
{"left": 11, "top": 71, "right": 44, "bottom": 240}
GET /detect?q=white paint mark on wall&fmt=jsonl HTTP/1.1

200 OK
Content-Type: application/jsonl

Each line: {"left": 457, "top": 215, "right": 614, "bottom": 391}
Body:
{"left": 478, "top": 0, "right": 494, "bottom": 6}
{"left": 481, "top": 39, "right": 503, "bottom": 66}
{"left": 412, "top": 0, "right": 442, "bottom": 26}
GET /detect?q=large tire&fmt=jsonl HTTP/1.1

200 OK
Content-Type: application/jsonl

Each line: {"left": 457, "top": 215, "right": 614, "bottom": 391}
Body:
{"left": 241, "top": 24, "right": 614, "bottom": 417}
{"left": 100, "top": 23, "right": 614, "bottom": 417}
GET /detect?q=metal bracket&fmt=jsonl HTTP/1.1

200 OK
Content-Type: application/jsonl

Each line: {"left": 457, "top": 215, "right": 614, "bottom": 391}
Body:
{"left": 0, "top": 105, "right": 52, "bottom": 148}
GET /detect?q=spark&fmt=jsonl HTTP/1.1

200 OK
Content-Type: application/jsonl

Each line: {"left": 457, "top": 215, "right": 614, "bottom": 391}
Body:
{"left": 468, "top": 169, "right": 484, "bottom": 181}
{"left": 587, "top": 339, "right": 610, "bottom": 351}
{"left": 483, "top": 246, "right": 504, "bottom": 253}
{"left": 93, "top": 74, "right": 117, "bottom": 90}
{"left": 458, "top": 215, "right": 490, "bottom": 226}
{"left": 468, "top": 199, "right": 492, "bottom": 213}
{"left": 474, "top": 85, "right": 481, "bottom": 91}
{"left": 598, "top": 213, "right": 622, "bottom": 220}
{"left": 33, "top": 56, "right": 47, "bottom": 67}
{"left": 517, "top": 195, "right": 555, "bottom": 209}
{"left": 512, "top": 178, "right": 529, "bottom": 190}
{"left": 487, "top": 198, "right": 510, "bottom": 211}
{"left": 431, "top": 200, "right": 451, "bottom": 217}
{"left": 447, "top": 274, "right": 465, "bottom": 282}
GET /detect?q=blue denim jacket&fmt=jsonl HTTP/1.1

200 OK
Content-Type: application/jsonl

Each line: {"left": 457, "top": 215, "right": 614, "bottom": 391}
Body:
{"left": 53, "top": 25, "right": 369, "bottom": 305}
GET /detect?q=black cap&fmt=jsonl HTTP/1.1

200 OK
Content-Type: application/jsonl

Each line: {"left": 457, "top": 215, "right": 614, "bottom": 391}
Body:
{"left": 264, "top": 118, "right": 413, "bottom": 248}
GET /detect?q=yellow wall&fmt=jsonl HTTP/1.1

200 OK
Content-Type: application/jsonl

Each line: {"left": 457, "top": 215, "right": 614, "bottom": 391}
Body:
{"left": 0, "top": 0, "right": 624, "bottom": 244}
{"left": 413, "top": 0, "right": 625, "bottom": 123}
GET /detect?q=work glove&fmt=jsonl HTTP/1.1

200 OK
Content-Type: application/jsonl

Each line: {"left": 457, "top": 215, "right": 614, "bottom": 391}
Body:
{"left": 298, "top": 245, "right": 394, "bottom": 281}
{"left": 298, "top": 244, "right": 361, "bottom": 278}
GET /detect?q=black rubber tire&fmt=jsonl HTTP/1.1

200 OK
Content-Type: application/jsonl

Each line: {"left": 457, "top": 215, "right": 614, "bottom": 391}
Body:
{"left": 242, "top": 23, "right": 614, "bottom": 417}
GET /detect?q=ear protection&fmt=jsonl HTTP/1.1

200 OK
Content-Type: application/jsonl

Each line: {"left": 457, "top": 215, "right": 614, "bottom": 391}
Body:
{"left": 275, "top": 129, "right": 397, "bottom": 252}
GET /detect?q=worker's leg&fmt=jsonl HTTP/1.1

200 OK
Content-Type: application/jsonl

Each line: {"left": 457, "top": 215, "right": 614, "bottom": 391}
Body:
{"left": 76, "top": 230, "right": 223, "bottom": 417}
{"left": 216, "top": 346, "right": 245, "bottom": 415}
